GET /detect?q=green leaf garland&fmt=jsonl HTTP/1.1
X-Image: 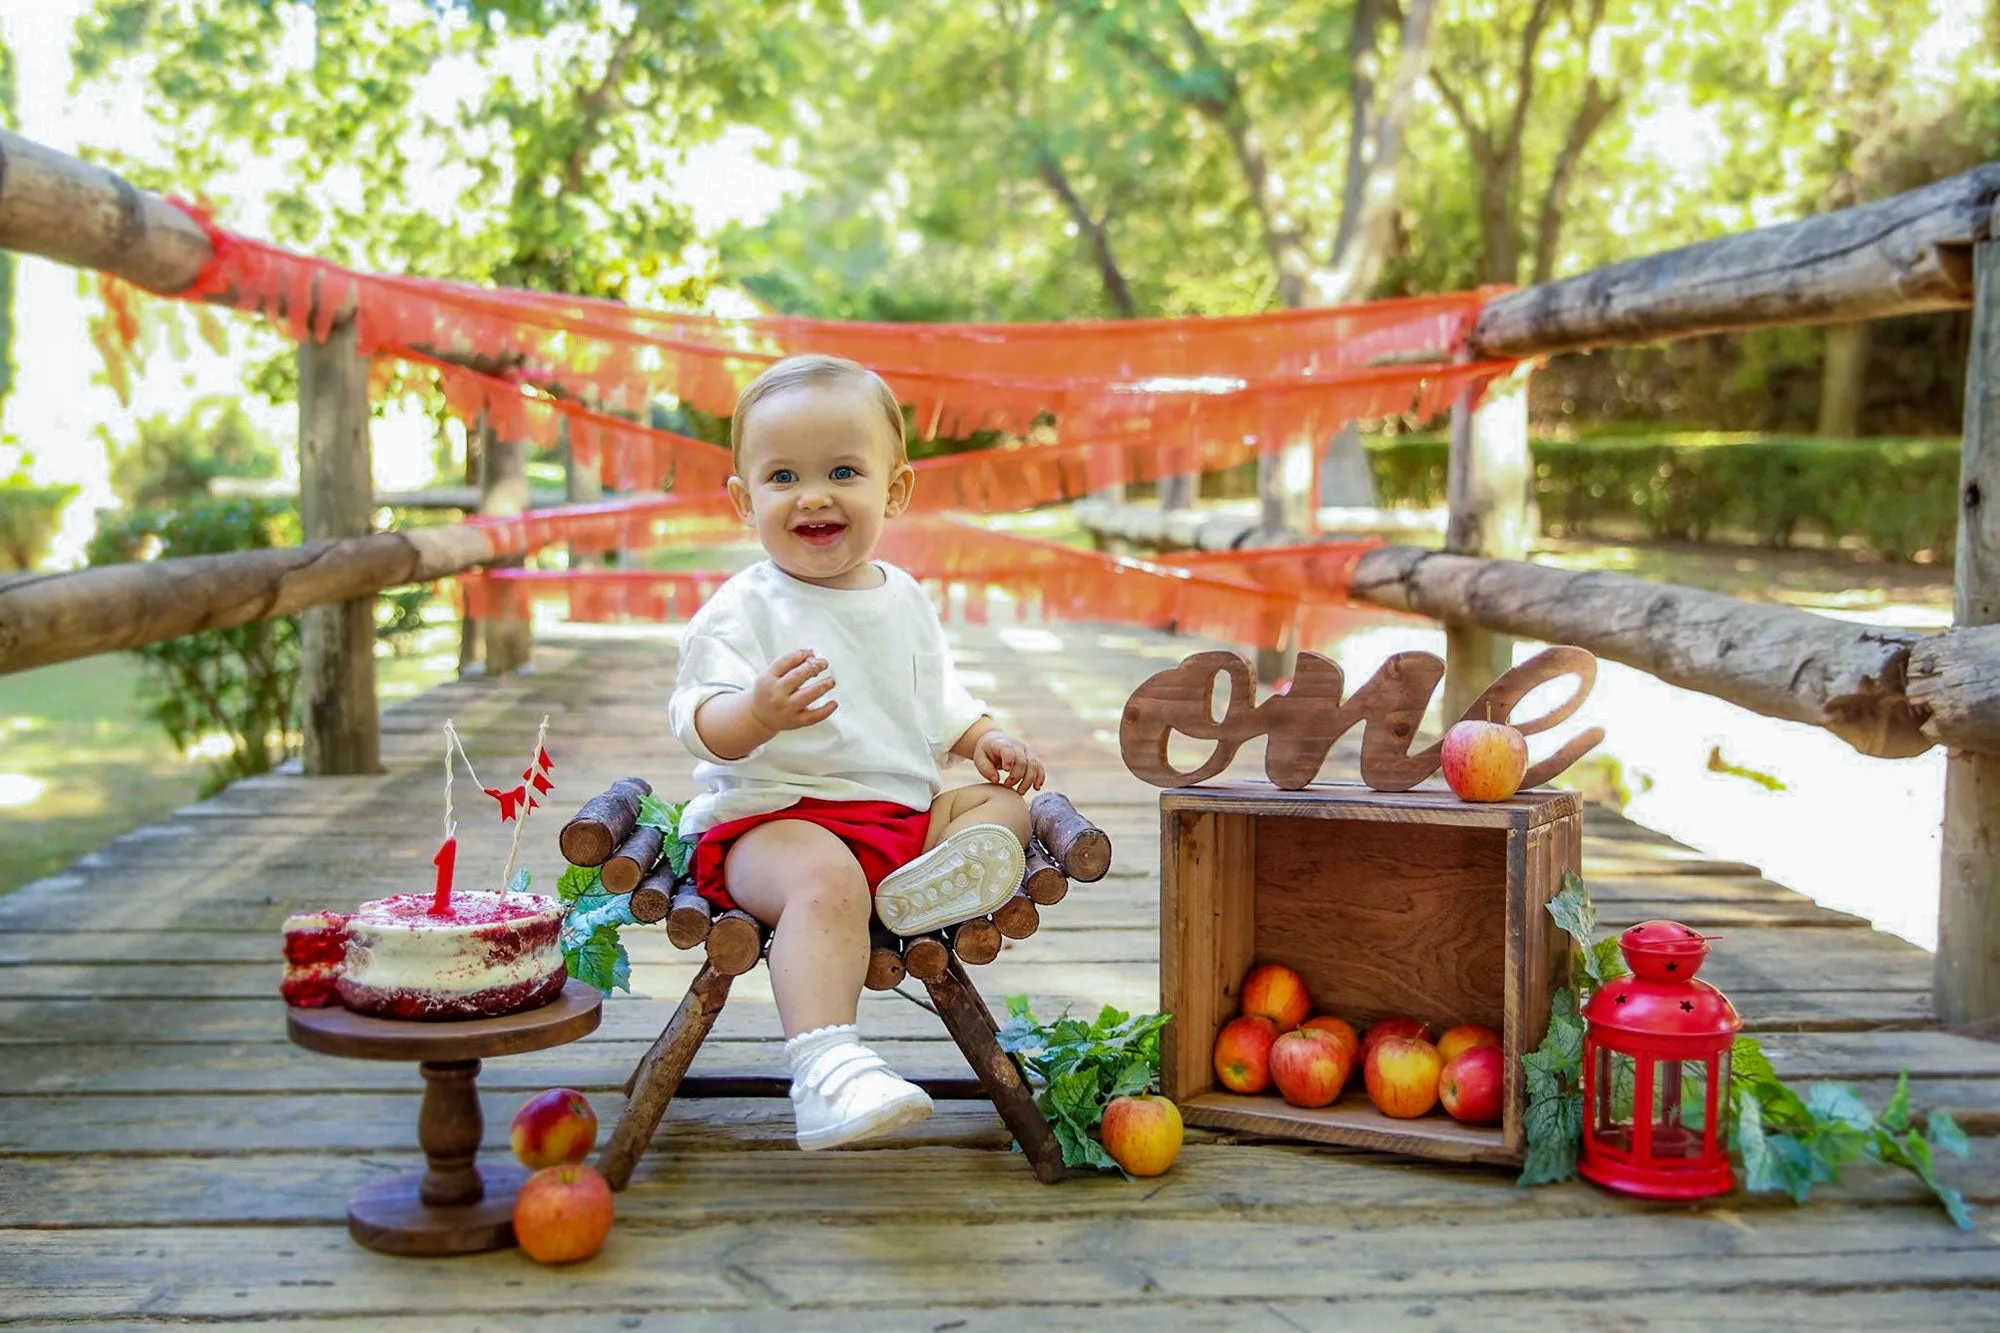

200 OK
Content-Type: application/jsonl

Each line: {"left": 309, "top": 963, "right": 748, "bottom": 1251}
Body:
{"left": 1520, "top": 876, "right": 1972, "bottom": 1229}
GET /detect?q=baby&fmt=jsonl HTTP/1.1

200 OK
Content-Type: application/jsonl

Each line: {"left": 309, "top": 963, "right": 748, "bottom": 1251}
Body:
{"left": 668, "top": 353, "right": 1047, "bottom": 1150}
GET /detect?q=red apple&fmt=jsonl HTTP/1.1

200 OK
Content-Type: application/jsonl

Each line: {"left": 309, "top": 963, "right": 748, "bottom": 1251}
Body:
{"left": 1270, "top": 1027, "right": 1351, "bottom": 1109}
{"left": 1212, "top": 1014, "right": 1280, "bottom": 1093}
{"left": 1301, "top": 1014, "right": 1361, "bottom": 1076}
{"left": 1441, "top": 720, "right": 1529, "bottom": 802}
{"left": 1100, "top": 1093, "right": 1184, "bottom": 1176}
{"left": 1361, "top": 1016, "right": 1433, "bottom": 1057}
{"left": 1364, "top": 1035, "right": 1444, "bottom": 1119}
{"left": 511, "top": 1088, "right": 598, "bottom": 1169}
{"left": 1239, "top": 962, "right": 1312, "bottom": 1030}
{"left": 512, "top": 1163, "right": 613, "bottom": 1264}
{"left": 1439, "top": 1045, "right": 1506, "bottom": 1126}
{"left": 1436, "top": 1022, "right": 1502, "bottom": 1065}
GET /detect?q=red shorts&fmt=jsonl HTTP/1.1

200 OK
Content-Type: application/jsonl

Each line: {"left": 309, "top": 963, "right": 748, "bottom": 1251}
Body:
{"left": 692, "top": 797, "right": 935, "bottom": 912}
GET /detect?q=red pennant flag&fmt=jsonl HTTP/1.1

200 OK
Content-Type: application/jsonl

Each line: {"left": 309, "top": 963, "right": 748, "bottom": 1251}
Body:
{"left": 485, "top": 785, "right": 528, "bottom": 822}
{"left": 526, "top": 767, "right": 555, "bottom": 796}
{"left": 537, "top": 746, "right": 554, "bottom": 772}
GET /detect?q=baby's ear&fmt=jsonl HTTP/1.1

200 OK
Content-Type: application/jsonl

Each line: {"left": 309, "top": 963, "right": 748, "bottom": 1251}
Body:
{"left": 884, "top": 461, "right": 916, "bottom": 516}
{"left": 726, "top": 475, "right": 755, "bottom": 523}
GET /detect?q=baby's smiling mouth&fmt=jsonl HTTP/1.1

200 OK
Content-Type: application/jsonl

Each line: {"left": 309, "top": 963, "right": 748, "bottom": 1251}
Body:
{"left": 791, "top": 521, "right": 847, "bottom": 547}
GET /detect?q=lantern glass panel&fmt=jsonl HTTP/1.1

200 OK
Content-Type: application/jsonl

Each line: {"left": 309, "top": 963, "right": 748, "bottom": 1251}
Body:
{"left": 1647, "top": 1058, "right": 1710, "bottom": 1160}
{"left": 1594, "top": 1048, "right": 1640, "bottom": 1151}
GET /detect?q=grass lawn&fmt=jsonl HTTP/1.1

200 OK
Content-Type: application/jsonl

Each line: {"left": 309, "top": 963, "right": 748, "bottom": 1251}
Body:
{"left": 0, "top": 624, "right": 461, "bottom": 898}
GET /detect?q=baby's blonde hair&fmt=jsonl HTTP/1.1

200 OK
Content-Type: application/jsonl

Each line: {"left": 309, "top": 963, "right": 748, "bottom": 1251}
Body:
{"left": 729, "top": 353, "right": 907, "bottom": 472}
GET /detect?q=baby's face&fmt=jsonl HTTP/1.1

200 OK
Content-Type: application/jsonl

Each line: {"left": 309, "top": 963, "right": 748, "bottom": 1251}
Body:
{"left": 727, "top": 383, "right": 914, "bottom": 589}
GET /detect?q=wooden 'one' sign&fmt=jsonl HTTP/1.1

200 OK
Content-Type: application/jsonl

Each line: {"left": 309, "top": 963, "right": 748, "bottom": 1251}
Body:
{"left": 1119, "top": 645, "right": 1605, "bottom": 791}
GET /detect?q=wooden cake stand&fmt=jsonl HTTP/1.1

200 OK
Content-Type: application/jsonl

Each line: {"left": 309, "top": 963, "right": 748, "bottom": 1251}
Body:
{"left": 287, "top": 979, "right": 603, "bottom": 1257}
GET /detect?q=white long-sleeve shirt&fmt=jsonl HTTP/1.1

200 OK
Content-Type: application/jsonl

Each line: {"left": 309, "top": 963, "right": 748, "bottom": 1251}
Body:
{"left": 667, "top": 559, "right": 990, "bottom": 838}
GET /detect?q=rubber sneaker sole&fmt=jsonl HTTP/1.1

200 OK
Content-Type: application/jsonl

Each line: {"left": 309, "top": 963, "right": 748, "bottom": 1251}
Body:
{"left": 873, "top": 824, "right": 1027, "bottom": 937}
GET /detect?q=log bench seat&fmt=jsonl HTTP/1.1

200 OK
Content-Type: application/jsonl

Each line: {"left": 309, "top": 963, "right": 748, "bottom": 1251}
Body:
{"left": 558, "top": 785, "right": 1113, "bottom": 1189}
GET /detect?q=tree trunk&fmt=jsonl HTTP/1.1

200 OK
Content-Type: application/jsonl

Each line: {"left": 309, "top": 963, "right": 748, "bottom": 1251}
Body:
{"left": 479, "top": 421, "right": 532, "bottom": 677}
{"left": 1938, "top": 241, "right": 2000, "bottom": 1033}
{"left": 1443, "top": 366, "right": 1532, "bottom": 722}
{"left": 1816, "top": 322, "right": 1872, "bottom": 439}
{"left": 297, "top": 316, "right": 381, "bottom": 776}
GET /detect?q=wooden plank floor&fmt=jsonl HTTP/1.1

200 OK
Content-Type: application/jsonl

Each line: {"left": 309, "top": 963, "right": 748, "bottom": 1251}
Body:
{"left": 3, "top": 620, "right": 1998, "bottom": 1328}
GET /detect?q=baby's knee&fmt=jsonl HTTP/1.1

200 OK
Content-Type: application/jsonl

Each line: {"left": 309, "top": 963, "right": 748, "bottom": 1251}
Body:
{"left": 794, "top": 863, "right": 872, "bottom": 923}
{"left": 978, "top": 784, "right": 1031, "bottom": 842}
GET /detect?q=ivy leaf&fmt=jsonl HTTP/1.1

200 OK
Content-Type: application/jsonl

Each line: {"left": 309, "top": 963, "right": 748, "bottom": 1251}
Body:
{"left": 1109, "top": 1054, "right": 1155, "bottom": 1100}
{"left": 1880, "top": 1071, "right": 1914, "bottom": 1135}
{"left": 557, "top": 862, "right": 603, "bottom": 904}
{"left": 1517, "top": 1091, "right": 1582, "bottom": 1186}
{"left": 1589, "top": 935, "right": 1630, "bottom": 984}
{"left": 1547, "top": 871, "right": 1599, "bottom": 971}
{"left": 638, "top": 793, "right": 682, "bottom": 834}
{"left": 564, "top": 922, "right": 630, "bottom": 996}
{"left": 1805, "top": 1082, "right": 1875, "bottom": 1133}
{"left": 1928, "top": 1109, "right": 1970, "bottom": 1160}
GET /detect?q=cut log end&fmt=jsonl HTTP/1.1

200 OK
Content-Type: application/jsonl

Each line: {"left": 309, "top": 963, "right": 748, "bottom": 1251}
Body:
{"left": 901, "top": 932, "right": 951, "bottom": 982}
{"left": 865, "top": 922, "right": 908, "bottom": 991}
{"left": 950, "top": 917, "right": 1003, "bottom": 966}
{"left": 1030, "top": 792, "right": 1111, "bottom": 882}
{"left": 558, "top": 776, "right": 653, "bottom": 868}
{"left": 626, "top": 869, "right": 674, "bottom": 924}
{"left": 992, "top": 889, "right": 1041, "bottom": 940}
{"left": 1023, "top": 845, "right": 1069, "bottom": 906}
{"left": 600, "top": 822, "right": 666, "bottom": 894}
{"left": 664, "top": 884, "right": 713, "bottom": 951}
{"left": 705, "top": 909, "right": 765, "bottom": 977}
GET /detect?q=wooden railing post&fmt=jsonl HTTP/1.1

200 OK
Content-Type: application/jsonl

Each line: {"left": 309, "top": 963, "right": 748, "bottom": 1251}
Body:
{"left": 1442, "top": 364, "right": 1532, "bottom": 722}
{"left": 480, "top": 420, "right": 533, "bottom": 677}
{"left": 297, "top": 317, "right": 382, "bottom": 775}
{"left": 1938, "top": 241, "right": 2000, "bottom": 1033}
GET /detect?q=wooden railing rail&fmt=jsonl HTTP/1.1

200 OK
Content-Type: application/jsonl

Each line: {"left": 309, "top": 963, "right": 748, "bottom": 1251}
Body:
{"left": 1469, "top": 164, "right": 2000, "bottom": 358}
{"left": 0, "top": 525, "right": 497, "bottom": 676}
{"left": 1348, "top": 546, "right": 1999, "bottom": 760}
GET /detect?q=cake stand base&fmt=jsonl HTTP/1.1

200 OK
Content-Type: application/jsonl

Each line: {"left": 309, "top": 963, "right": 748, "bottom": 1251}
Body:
{"left": 348, "top": 1162, "right": 530, "bottom": 1257}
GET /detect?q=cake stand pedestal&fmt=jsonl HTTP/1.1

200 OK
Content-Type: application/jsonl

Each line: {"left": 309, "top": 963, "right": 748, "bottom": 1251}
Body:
{"left": 287, "top": 979, "right": 603, "bottom": 1257}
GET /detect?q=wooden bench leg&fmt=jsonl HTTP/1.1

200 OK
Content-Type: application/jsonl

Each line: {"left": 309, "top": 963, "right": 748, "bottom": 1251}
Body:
{"left": 596, "top": 963, "right": 733, "bottom": 1191}
{"left": 924, "top": 956, "right": 1067, "bottom": 1184}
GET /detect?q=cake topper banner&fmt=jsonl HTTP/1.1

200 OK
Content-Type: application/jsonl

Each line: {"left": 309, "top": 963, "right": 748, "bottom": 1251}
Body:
{"left": 1119, "top": 645, "right": 1605, "bottom": 792}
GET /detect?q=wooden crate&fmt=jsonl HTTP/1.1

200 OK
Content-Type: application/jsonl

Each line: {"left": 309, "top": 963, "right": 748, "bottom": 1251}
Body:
{"left": 1160, "top": 780, "right": 1581, "bottom": 1165}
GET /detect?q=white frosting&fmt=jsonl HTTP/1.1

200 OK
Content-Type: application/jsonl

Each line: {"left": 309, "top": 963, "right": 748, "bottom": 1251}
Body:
{"left": 342, "top": 892, "right": 564, "bottom": 997}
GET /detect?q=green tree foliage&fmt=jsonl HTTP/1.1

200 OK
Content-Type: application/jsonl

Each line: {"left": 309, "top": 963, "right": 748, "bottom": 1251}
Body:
{"left": 86, "top": 499, "right": 302, "bottom": 793}
{"left": 107, "top": 398, "right": 282, "bottom": 511}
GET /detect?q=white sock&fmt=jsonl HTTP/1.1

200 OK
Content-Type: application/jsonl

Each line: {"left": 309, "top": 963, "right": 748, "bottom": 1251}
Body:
{"left": 785, "top": 1023, "right": 863, "bottom": 1082}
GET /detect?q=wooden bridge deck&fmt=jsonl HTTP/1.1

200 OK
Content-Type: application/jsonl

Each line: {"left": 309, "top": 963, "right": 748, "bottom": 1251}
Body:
{"left": 3, "top": 621, "right": 1998, "bottom": 1328}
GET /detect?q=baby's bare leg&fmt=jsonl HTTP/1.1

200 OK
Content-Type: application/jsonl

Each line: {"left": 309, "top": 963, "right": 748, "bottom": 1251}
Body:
{"left": 924, "top": 782, "right": 1031, "bottom": 850}
{"left": 724, "top": 820, "right": 871, "bottom": 1038}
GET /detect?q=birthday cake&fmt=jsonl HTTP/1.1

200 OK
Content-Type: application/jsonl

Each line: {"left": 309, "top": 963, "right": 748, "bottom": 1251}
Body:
{"left": 331, "top": 891, "right": 568, "bottom": 1021}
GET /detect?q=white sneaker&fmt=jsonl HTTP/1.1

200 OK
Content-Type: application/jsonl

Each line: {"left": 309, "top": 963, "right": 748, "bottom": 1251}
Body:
{"left": 786, "top": 1025, "right": 934, "bottom": 1150}
{"left": 873, "top": 823, "right": 1026, "bottom": 937}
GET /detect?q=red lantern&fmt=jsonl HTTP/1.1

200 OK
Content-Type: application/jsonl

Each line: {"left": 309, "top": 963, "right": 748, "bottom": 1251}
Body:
{"left": 1579, "top": 920, "right": 1742, "bottom": 1200}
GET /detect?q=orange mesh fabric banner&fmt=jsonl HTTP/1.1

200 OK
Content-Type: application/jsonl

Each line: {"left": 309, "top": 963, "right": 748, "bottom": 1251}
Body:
{"left": 158, "top": 207, "right": 1513, "bottom": 454}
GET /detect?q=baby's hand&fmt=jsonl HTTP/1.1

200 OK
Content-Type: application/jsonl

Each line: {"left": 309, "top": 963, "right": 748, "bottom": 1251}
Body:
{"left": 751, "top": 648, "right": 837, "bottom": 732}
{"left": 974, "top": 731, "right": 1045, "bottom": 794}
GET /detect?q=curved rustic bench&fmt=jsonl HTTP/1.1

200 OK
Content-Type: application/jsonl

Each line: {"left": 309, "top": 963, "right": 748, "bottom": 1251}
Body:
{"left": 560, "top": 786, "right": 1112, "bottom": 1189}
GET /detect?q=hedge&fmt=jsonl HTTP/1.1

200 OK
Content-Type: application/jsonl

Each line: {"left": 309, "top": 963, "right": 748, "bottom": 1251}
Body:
{"left": 1366, "top": 432, "right": 1961, "bottom": 561}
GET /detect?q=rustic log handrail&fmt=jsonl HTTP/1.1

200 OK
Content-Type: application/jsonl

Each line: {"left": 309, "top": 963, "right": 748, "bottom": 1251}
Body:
{"left": 1471, "top": 164, "right": 2000, "bottom": 358}
{"left": 0, "top": 525, "right": 496, "bottom": 675}
{"left": 1348, "top": 545, "right": 2000, "bottom": 760}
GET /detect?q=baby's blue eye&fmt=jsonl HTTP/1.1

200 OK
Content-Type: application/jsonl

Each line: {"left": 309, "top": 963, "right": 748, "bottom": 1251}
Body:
{"left": 769, "top": 469, "right": 796, "bottom": 484}
{"left": 831, "top": 465, "right": 858, "bottom": 481}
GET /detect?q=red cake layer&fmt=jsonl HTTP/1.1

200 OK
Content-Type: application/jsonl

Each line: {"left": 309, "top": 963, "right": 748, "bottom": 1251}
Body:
{"left": 282, "top": 911, "right": 351, "bottom": 966}
{"left": 336, "top": 966, "right": 567, "bottom": 1021}
{"left": 280, "top": 961, "right": 342, "bottom": 1008}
